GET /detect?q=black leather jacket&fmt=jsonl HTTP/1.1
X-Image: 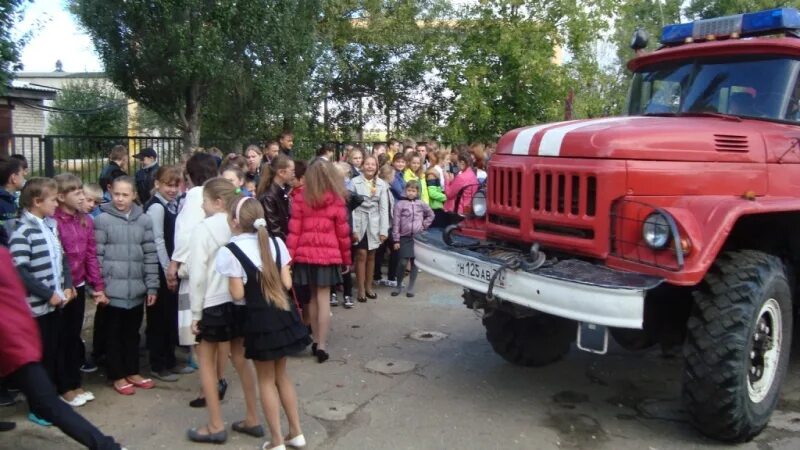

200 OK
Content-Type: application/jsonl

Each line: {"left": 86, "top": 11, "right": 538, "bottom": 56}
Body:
{"left": 258, "top": 182, "right": 291, "bottom": 240}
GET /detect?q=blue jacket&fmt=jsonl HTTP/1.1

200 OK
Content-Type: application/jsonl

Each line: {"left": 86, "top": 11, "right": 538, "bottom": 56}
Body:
{"left": 0, "top": 188, "right": 18, "bottom": 247}
{"left": 390, "top": 171, "right": 406, "bottom": 200}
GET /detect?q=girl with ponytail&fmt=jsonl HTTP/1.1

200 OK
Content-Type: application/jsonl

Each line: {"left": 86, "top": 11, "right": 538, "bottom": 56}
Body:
{"left": 216, "top": 196, "right": 311, "bottom": 450}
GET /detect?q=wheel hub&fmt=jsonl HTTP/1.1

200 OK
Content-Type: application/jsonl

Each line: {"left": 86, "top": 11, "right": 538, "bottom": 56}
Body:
{"left": 747, "top": 298, "right": 782, "bottom": 404}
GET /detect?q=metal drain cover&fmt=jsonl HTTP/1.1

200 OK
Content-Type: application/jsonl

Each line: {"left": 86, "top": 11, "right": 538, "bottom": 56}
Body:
{"left": 409, "top": 330, "right": 448, "bottom": 342}
{"left": 305, "top": 400, "right": 358, "bottom": 421}
{"left": 365, "top": 358, "right": 416, "bottom": 375}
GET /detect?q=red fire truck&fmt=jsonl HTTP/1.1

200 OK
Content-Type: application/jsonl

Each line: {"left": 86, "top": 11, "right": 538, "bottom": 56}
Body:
{"left": 415, "top": 8, "right": 800, "bottom": 442}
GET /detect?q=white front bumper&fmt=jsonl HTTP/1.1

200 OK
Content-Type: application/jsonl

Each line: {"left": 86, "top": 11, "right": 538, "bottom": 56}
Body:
{"left": 414, "top": 235, "right": 651, "bottom": 329}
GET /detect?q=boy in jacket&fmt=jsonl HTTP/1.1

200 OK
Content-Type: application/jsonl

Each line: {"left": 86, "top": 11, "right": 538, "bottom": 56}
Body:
{"left": 0, "top": 156, "right": 24, "bottom": 247}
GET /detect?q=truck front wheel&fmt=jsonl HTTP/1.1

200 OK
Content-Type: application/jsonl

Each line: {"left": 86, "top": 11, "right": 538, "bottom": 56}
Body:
{"left": 683, "top": 250, "right": 793, "bottom": 442}
{"left": 483, "top": 309, "right": 574, "bottom": 367}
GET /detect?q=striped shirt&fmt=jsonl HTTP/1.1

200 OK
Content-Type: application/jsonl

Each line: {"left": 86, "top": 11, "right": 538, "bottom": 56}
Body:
{"left": 9, "top": 211, "right": 73, "bottom": 317}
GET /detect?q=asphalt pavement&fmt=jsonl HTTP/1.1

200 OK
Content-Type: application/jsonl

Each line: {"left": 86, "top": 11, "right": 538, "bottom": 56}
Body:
{"left": 2, "top": 272, "right": 799, "bottom": 449}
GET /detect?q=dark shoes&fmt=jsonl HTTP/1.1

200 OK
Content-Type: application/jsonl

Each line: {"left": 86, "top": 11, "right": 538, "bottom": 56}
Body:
{"left": 0, "top": 421, "right": 15, "bottom": 432}
{"left": 365, "top": 291, "right": 377, "bottom": 299}
{"left": 232, "top": 420, "right": 265, "bottom": 437}
{"left": 79, "top": 360, "right": 98, "bottom": 373}
{"left": 189, "top": 378, "right": 228, "bottom": 408}
{"left": 187, "top": 426, "right": 227, "bottom": 443}
{"left": 316, "top": 349, "right": 330, "bottom": 363}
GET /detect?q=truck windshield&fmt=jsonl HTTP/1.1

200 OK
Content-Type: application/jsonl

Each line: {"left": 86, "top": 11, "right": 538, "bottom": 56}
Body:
{"left": 628, "top": 56, "right": 800, "bottom": 123}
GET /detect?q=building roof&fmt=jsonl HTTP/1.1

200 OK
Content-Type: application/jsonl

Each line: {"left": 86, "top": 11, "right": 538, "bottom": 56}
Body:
{"left": 2, "top": 83, "right": 57, "bottom": 100}
{"left": 15, "top": 71, "right": 106, "bottom": 79}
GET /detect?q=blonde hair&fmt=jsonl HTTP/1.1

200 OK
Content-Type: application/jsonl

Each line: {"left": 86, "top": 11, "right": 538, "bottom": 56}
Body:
{"left": 203, "top": 177, "right": 241, "bottom": 206}
{"left": 303, "top": 161, "right": 346, "bottom": 208}
{"left": 333, "top": 162, "right": 352, "bottom": 179}
{"left": 54, "top": 173, "right": 88, "bottom": 225}
{"left": 83, "top": 183, "right": 103, "bottom": 202}
{"left": 404, "top": 151, "right": 424, "bottom": 177}
{"left": 231, "top": 197, "right": 289, "bottom": 310}
{"left": 378, "top": 164, "right": 395, "bottom": 183}
{"left": 54, "top": 173, "right": 82, "bottom": 194}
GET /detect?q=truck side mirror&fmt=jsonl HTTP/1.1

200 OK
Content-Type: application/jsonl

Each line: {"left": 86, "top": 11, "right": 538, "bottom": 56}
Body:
{"left": 630, "top": 28, "right": 649, "bottom": 51}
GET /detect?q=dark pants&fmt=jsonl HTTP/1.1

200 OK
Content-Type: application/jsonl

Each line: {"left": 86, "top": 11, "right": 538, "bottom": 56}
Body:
{"left": 387, "top": 237, "right": 400, "bottom": 282}
{"left": 374, "top": 241, "right": 387, "bottom": 280}
{"left": 9, "top": 363, "right": 121, "bottom": 449}
{"left": 58, "top": 286, "right": 85, "bottom": 393}
{"left": 146, "top": 274, "right": 178, "bottom": 372}
{"left": 91, "top": 304, "right": 107, "bottom": 362}
{"left": 35, "top": 311, "right": 60, "bottom": 386}
{"left": 341, "top": 271, "right": 353, "bottom": 297}
{"left": 105, "top": 304, "right": 144, "bottom": 381}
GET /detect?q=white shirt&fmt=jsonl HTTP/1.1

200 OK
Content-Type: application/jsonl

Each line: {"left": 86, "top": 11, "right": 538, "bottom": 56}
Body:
{"left": 172, "top": 186, "right": 204, "bottom": 266}
{"left": 215, "top": 233, "right": 291, "bottom": 286}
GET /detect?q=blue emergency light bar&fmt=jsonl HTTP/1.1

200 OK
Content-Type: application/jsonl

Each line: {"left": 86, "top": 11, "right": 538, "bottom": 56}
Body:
{"left": 661, "top": 8, "right": 800, "bottom": 45}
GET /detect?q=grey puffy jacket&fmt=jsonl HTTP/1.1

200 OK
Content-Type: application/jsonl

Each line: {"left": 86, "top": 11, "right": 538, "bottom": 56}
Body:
{"left": 94, "top": 203, "right": 159, "bottom": 309}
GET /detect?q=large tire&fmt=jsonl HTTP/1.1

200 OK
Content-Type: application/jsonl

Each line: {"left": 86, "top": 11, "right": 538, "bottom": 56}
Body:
{"left": 683, "top": 250, "right": 793, "bottom": 442}
{"left": 483, "top": 309, "right": 574, "bottom": 367}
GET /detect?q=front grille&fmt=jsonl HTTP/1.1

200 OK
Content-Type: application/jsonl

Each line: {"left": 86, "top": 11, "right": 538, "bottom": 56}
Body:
{"left": 533, "top": 171, "right": 597, "bottom": 217}
{"left": 491, "top": 166, "right": 523, "bottom": 209}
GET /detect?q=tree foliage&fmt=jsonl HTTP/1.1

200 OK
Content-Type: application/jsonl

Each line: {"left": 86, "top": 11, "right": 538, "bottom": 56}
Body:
{"left": 0, "top": 0, "right": 25, "bottom": 94}
{"left": 686, "top": 0, "right": 800, "bottom": 19}
{"left": 47, "top": 80, "right": 127, "bottom": 136}
{"left": 437, "top": 0, "right": 615, "bottom": 143}
{"left": 70, "top": 0, "right": 320, "bottom": 150}
{"left": 312, "top": 0, "right": 450, "bottom": 142}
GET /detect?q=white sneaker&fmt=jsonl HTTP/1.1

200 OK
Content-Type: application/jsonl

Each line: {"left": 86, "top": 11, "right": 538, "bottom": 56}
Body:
{"left": 343, "top": 296, "right": 354, "bottom": 308}
{"left": 261, "top": 443, "right": 287, "bottom": 450}
{"left": 330, "top": 293, "right": 339, "bottom": 307}
{"left": 385, "top": 280, "right": 397, "bottom": 288}
{"left": 61, "top": 395, "right": 87, "bottom": 407}
{"left": 286, "top": 433, "right": 306, "bottom": 448}
{"left": 78, "top": 391, "right": 95, "bottom": 402}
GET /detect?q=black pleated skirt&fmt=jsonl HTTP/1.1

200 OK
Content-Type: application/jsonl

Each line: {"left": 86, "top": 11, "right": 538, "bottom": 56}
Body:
{"left": 292, "top": 263, "right": 342, "bottom": 287}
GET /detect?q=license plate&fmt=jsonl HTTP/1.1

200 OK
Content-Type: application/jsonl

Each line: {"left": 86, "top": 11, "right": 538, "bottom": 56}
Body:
{"left": 455, "top": 260, "right": 506, "bottom": 287}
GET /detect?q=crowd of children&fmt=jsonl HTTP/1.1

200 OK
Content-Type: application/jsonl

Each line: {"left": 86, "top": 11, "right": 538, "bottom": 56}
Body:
{"left": 0, "top": 136, "right": 488, "bottom": 448}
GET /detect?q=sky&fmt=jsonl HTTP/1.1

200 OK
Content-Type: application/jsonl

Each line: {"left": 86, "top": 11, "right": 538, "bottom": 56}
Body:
{"left": 13, "top": 0, "right": 103, "bottom": 73}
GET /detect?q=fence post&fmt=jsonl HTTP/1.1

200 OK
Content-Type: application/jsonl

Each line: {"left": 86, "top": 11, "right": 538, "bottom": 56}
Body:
{"left": 44, "top": 136, "right": 55, "bottom": 177}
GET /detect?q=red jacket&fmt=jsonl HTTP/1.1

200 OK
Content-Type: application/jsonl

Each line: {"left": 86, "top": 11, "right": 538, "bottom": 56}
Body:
{"left": 54, "top": 207, "right": 105, "bottom": 292}
{"left": 0, "top": 246, "right": 42, "bottom": 377}
{"left": 287, "top": 188, "right": 352, "bottom": 266}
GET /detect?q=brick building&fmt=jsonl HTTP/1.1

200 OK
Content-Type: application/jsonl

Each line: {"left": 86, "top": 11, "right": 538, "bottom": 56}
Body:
{"left": 0, "top": 84, "right": 57, "bottom": 158}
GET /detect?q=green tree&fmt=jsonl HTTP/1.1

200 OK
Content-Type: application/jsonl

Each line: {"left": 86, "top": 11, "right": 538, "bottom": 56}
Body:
{"left": 47, "top": 80, "right": 127, "bottom": 136}
{"left": 71, "top": 0, "right": 320, "bottom": 150}
{"left": 201, "top": 1, "right": 319, "bottom": 147}
{"left": 0, "top": 0, "right": 26, "bottom": 95}
{"left": 314, "top": 0, "right": 451, "bottom": 141}
{"left": 438, "top": 0, "right": 615, "bottom": 143}
{"left": 605, "top": 0, "right": 682, "bottom": 116}
{"left": 686, "top": 0, "right": 800, "bottom": 19}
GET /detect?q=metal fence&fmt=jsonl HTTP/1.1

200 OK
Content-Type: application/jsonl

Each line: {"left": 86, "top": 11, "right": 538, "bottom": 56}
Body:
{"left": 0, "top": 134, "right": 228, "bottom": 182}
{"left": 0, "top": 133, "right": 426, "bottom": 183}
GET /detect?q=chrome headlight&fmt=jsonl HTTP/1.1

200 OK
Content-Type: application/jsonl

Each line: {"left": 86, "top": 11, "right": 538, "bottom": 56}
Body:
{"left": 472, "top": 190, "right": 487, "bottom": 217}
{"left": 642, "top": 212, "right": 671, "bottom": 249}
